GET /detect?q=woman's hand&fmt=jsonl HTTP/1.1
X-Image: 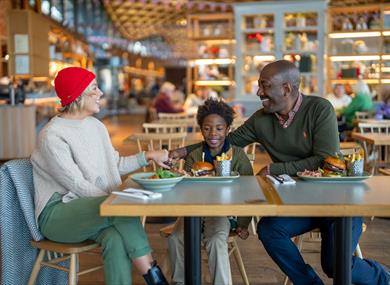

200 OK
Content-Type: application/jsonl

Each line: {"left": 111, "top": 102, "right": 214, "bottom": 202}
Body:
{"left": 145, "top": 149, "right": 170, "bottom": 169}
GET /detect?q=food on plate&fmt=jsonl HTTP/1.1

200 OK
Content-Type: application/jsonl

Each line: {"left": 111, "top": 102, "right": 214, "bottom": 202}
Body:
{"left": 216, "top": 152, "right": 230, "bottom": 161}
{"left": 149, "top": 168, "right": 180, "bottom": 179}
{"left": 321, "top": 156, "right": 346, "bottom": 177}
{"left": 191, "top": 161, "right": 215, "bottom": 177}
{"left": 299, "top": 169, "right": 322, "bottom": 177}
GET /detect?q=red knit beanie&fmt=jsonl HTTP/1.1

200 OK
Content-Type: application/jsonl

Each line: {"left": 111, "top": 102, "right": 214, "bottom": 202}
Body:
{"left": 54, "top": 67, "right": 96, "bottom": 107}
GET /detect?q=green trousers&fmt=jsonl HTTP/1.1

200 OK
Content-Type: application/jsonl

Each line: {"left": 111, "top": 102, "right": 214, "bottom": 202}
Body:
{"left": 39, "top": 193, "right": 151, "bottom": 285}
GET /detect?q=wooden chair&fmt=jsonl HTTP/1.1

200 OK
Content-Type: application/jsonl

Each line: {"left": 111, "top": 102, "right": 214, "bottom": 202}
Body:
{"left": 158, "top": 112, "right": 195, "bottom": 120}
{"left": 357, "top": 122, "right": 390, "bottom": 168}
{"left": 132, "top": 132, "right": 187, "bottom": 226}
{"left": 231, "top": 117, "right": 248, "bottom": 131}
{"left": 143, "top": 123, "right": 187, "bottom": 134}
{"left": 153, "top": 118, "right": 200, "bottom": 133}
{"left": 159, "top": 222, "right": 250, "bottom": 285}
{"left": 355, "top": 111, "right": 371, "bottom": 120}
{"left": 28, "top": 240, "right": 102, "bottom": 285}
{"left": 283, "top": 225, "right": 366, "bottom": 285}
{"left": 132, "top": 132, "right": 187, "bottom": 172}
{"left": 379, "top": 168, "right": 390, "bottom": 175}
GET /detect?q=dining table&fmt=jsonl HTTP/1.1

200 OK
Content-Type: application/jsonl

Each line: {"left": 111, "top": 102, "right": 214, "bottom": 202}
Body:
{"left": 100, "top": 175, "right": 390, "bottom": 285}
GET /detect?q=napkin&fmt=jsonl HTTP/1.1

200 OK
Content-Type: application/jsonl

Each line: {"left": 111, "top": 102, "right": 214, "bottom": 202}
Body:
{"left": 113, "top": 188, "right": 162, "bottom": 200}
{"left": 266, "top": 174, "right": 296, "bottom": 185}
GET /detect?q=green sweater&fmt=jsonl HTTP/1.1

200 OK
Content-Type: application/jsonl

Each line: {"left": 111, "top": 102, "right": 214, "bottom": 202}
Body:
{"left": 185, "top": 144, "right": 253, "bottom": 227}
{"left": 341, "top": 93, "right": 373, "bottom": 127}
{"left": 186, "top": 95, "right": 339, "bottom": 176}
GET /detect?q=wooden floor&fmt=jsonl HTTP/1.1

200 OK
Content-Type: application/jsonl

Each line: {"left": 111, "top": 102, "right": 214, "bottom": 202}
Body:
{"left": 78, "top": 113, "right": 390, "bottom": 285}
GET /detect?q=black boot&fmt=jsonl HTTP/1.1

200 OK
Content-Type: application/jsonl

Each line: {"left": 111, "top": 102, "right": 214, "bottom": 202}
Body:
{"left": 143, "top": 261, "right": 169, "bottom": 285}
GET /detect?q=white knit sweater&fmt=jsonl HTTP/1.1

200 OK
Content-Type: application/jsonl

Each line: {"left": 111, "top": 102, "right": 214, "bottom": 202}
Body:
{"left": 31, "top": 116, "right": 148, "bottom": 220}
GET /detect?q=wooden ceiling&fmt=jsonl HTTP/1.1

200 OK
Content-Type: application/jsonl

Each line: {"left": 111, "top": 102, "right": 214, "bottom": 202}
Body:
{"left": 103, "top": 0, "right": 387, "bottom": 59}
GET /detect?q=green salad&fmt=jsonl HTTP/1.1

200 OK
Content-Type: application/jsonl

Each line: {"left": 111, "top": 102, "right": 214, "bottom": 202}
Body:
{"left": 154, "top": 168, "right": 179, "bottom": 179}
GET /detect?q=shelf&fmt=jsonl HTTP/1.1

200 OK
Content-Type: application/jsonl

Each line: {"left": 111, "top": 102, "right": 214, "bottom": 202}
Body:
{"left": 328, "top": 31, "right": 382, "bottom": 38}
{"left": 242, "top": 28, "right": 274, "bottom": 34}
{"left": 190, "top": 58, "right": 235, "bottom": 65}
{"left": 331, "top": 79, "right": 380, "bottom": 84}
{"left": 195, "top": 80, "right": 234, "bottom": 86}
{"left": 191, "top": 36, "right": 233, "bottom": 41}
{"left": 284, "top": 26, "right": 318, "bottom": 32}
{"left": 283, "top": 50, "right": 317, "bottom": 55}
{"left": 330, "top": 55, "right": 380, "bottom": 61}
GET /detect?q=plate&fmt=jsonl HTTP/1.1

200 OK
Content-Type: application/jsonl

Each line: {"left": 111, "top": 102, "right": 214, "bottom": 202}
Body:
{"left": 183, "top": 171, "right": 240, "bottom": 182}
{"left": 296, "top": 171, "right": 372, "bottom": 182}
{"left": 130, "top": 172, "right": 184, "bottom": 192}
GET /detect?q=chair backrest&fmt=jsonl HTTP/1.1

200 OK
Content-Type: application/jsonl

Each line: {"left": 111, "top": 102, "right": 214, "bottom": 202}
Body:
{"left": 132, "top": 132, "right": 187, "bottom": 171}
{"left": 355, "top": 111, "right": 371, "bottom": 120}
{"left": 145, "top": 119, "right": 200, "bottom": 133}
{"left": 243, "top": 142, "right": 259, "bottom": 167}
{"left": 0, "top": 159, "right": 67, "bottom": 284}
{"left": 158, "top": 112, "right": 195, "bottom": 120}
{"left": 358, "top": 122, "right": 390, "bottom": 134}
{"left": 143, "top": 123, "right": 187, "bottom": 134}
{"left": 231, "top": 117, "right": 248, "bottom": 131}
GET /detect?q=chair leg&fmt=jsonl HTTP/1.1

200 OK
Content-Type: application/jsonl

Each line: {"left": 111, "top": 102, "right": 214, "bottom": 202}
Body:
{"left": 69, "top": 253, "right": 77, "bottom": 285}
{"left": 28, "top": 249, "right": 46, "bottom": 285}
{"left": 230, "top": 239, "right": 249, "bottom": 285}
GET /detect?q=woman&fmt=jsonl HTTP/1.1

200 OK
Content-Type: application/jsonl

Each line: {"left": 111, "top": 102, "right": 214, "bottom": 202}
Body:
{"left": 31, "top": 67, "right": 169, "bottom": 285}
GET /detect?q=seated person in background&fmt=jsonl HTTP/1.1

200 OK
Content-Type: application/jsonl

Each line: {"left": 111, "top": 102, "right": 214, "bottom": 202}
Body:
{"left": 339, "top": 85, "right": 373, "bottom": 129}
{"left": 168, "top": 98, "right": 253, "bottom": 285}
{"left": 152, "top": 81, "right": 184, "bottom": 113}
{"left": 183, "top": 86, "right": 218, "bottom": 115}
{"left": 325, "top": 83, "right": 352, "bottom": 111}
{"left": 375, "top": 88, "right": 390, "bottom": 120}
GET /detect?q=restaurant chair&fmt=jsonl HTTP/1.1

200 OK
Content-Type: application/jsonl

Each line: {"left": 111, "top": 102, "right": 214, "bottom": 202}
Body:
{"left": 379, "top": 168, "right": 390, "bottom": 175}
{"left": 132, "top": 132, "right": 187, "bottom": 226}
{"left": 0, "top": 159, "right": 103, "bottom": 285}
{"left": 357, "top": 122, "right": 390, "bottom": 170}
{"left": 158, "top": 112, "right": 195, "bottom": 120}
{"left": 132, "top": 132, "right": 187, "bottom": 172}
{"left": 159, "top": 222, "right": 250, "bottom": 285}
{"left": 143, "top": 122, "right": 187, "bottom": 134}
{"left": 283, "top": 225, "right": 365, "bottom": 285}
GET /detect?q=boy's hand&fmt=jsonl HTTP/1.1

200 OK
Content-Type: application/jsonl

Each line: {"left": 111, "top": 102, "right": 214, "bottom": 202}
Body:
{"left": 235, "top": 226, "right": 249, "bottom": 240}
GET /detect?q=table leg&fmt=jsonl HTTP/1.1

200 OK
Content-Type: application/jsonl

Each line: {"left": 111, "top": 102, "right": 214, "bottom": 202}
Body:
{"left": 184, "top": 217, "right": 201, "bottom": 285}
{"left": 333, "top": 217, "right": 352, "bottom": 285}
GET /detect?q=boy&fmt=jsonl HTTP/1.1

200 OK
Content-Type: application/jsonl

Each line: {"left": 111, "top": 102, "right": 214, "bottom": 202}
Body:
{"left": 168, "top": 98, "right": 253, "bottom": 285}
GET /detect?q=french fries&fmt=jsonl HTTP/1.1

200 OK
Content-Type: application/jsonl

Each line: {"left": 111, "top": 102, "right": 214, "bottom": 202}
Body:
{"left": 216, "top": 152, "right": 230, "bottom": 161}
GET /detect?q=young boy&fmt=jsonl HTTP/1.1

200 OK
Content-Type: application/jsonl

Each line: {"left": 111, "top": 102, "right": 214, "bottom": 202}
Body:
{"left": 168, "top": 98, "right": 253, "bottom": 285}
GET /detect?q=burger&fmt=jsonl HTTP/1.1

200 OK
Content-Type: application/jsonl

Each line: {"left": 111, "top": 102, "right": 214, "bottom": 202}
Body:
{"left": 322, "top": 156, "right": 346, "bottom": 177}
{"left": 191, "top": 161, "right": 214, "bottom": 177}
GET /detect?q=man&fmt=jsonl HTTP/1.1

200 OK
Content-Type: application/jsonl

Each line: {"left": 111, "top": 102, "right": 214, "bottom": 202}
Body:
{"left": 169, "top": 60, "right": 389, "bottom": 284}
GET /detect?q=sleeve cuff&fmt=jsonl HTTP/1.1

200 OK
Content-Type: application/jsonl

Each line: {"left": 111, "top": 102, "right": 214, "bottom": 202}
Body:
{"left": 136, "top": 151, "right": 149, "bottom": 167}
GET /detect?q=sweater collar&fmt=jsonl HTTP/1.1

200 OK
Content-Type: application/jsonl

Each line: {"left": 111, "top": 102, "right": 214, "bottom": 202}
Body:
{"left": 274, "top": 93, "right": 303, "bottom": 128}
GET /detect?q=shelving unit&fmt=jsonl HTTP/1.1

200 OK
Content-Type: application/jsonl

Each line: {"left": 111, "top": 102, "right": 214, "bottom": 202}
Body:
{"left": 234, "top": 0, "right": 327, "bottom": 100}
{"left": 187, "top": 13, "right": 235, "bottom": 99}
{"left": 327, "top": 4, "right": 390, "bottom": 99}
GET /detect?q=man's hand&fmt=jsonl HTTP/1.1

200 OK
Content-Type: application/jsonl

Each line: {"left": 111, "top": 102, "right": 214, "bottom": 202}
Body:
{"left": 235, "top": 226, "right": 249, "bottom": 240}
{"left": 167, "top": 147, "right": 187, "bottom": 167}
{"left": 145, "top": 149, "right": 170, "bottom": 169}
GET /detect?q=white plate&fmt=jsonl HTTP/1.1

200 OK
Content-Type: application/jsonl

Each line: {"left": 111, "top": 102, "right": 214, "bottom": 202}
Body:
{"left": 183, "top": 171, "right": 240, "bottom": 183}
{"left": 296, "top": 171, "right": 372, "bottom": 182}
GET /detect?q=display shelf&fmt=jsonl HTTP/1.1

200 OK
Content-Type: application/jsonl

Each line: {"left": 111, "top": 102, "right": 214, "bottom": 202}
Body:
{"left": 187, "top": 13, "right": 235, "bottom": 99}
{"left": 234, "top": 0, "right": 326, "bottom": 99}
{"left": 327, "top": 4, "right": 390, "bottom": 99}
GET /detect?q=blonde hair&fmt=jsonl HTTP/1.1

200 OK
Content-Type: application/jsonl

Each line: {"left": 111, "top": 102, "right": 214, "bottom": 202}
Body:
{"left": 58, "top": 82, "right": 94, "bottom": 114}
